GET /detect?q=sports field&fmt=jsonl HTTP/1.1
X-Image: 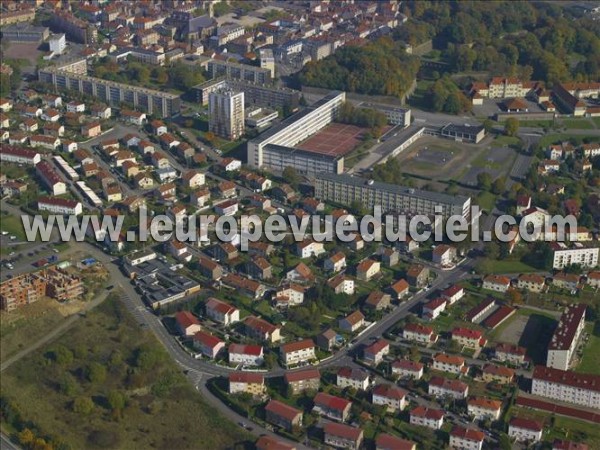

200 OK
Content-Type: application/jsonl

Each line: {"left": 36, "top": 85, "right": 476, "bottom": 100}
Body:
{"left": 297, "top": 123, "right": 366, "bottom": 156}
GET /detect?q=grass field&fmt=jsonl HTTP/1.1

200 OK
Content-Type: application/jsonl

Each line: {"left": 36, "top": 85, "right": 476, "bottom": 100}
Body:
{"left": 593, "top": 117, "right": 600, "bottom": 128}
{"left": 478, "top": 257, "right": 538, "bottom": 274}
{"left": 0, "top": 212, "right": 27, "bottom": 240}
{"left": 577, "top": 322, "right": 600, "bottom": 375}
{"left": 518, "top": 120, "right": 554, "bottom": 128}
{"left": 0, "top": 296, "right": 251, "bottom": 450}
{"left": 560, "top": 118, "right": 596, "bottom": 130}
{"left": 539, "top": 133, "right": 600, "bottom": 148}
{"left": 493, "top": 135, "right": 521, "bottom": 147}
{"left": 0, "top": 298, "right": 65, "bottom": 364}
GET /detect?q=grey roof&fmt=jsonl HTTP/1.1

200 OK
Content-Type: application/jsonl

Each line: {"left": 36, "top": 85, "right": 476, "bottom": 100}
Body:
{"left": 185, "top": 15, "right": 217, "bottom": 34}
{"left": 251, "top": 91, "right": 343, "bottom": 143}
{"left": 441, "top": 123, "right": 485, "bottom": 136}
{"left": 315, "top": 173, "right": 470, "bottom": 206}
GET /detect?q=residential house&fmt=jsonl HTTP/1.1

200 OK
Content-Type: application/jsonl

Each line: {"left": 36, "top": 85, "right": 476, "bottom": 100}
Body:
{"left": 508, "top": 418, "right": 543, "bottom": 442}
{"left": 244, "top": 316, "right": 281, "bottom": 343}
{"left": 191, "top": 188, "right": 211, "bottom": 208}
{"left": 247, "top": 257, "right": 272, "bottom": 280}
{"left": 402, "top": 323, "right": 438, "bottom": 345}
{"left": 467, "top": 397, "right": 502, "bottom": 421}
{"left": 198, "top": 257, "right": 223, "bottom": 280}
{"left": 553, "top": 272, "right": 581, "bottom": 291}
{"left": 228, "top": 343, "right": 264, "bottom": 366}
{"left": 363, "top": 339, "right": 389, "bottom": 365}
{"left": 213, "top": 242, "right": 238, "bottom": 262}
{"left": 284, "top": 368, "right": 320, "bottom": 395}
{"left": 121, "top": 109, "right": 146, "bottom": 126}
{"left": 482, "top": 275, "right": 511, "bottom": 293}
{"left": 255, "top": 436, "right": 295, "bottom": 450}
{"left": 364, "top": 291, "right": 391, "bottom": 310}
{"left": 449, "top": 426, "right": 485, "bottom": 450}
{"left": 81, "top": 121, "right": 101, "bottom": 138}
{"left": 205, "top": 297, "right": 240, "bottom": 325}
{"left": 286, "top": 262, "right": 314, "bottom": 284}
{"left": 379, "top": 247, "right": 399, "bottom": 267}
{"left": 428, "top": 376, "right": 469, "bottom": 399}
{"left": 296, "top": 240, "right": 325, "bottom": 258}
{"left": 228, "top": 372, "right": 266, "bottom": 397}
{"left": 323, "top": 423, "right": 363, "bottom": 450}
{"left": 274, "top": 284, "right": 305, "bottom": 307}
{"left": 432, "top": 244, "right": 457, "bottom": 266}
{"left": 175, "top": 311, "right": 201, "bottom": 337}
{"left": 494, "top": 343, "right": 527, "bottom": 365}
{"left": 134, "top": 172, "right": 154, "bottom": 189}
{"left": 313, "top": 392, "right": 352, "bottom": 421}
{"left": 356, "top": 259, "right": 380, "bottom": 281}
{"left": 422, "top": 297, "right": 446, "bottom": 320}
{"left": 217, "top": 180, "right": 237, "bottom": 198}
{"left": 182, "top": 170, "right": 205, "bottom": 189}
{"left": 192, "top": 331, "right": 225, "bottom": 358}
{"left": 264, "top": 400, "right": 302, "bottom": 432}
{"left": 452, "top": 327, "right": 486, "bottom": 349}
{"left": 218, "top": 157, "right": 242, "bottom": 172}
{"left": 410, "top": 406, "right": 444, "bottom": 430}
{"left": 222, "top": 274, "right": 265, "bottom": 299}
{"left": 407, "top": 264, "right": 429, "bottom": 287}
{"left": 372, "top": 384, "right": 407, "bottom": 411}
{"left": 324, "top": 251, "right": 346, "bottom": 272}
{"left": 328, "top": 274, "right": 354, "bottom": 295}
{"left": 391, "top": 360, "right": 424, "bottom": 380}
{"left": 481, "top": 364, "right": 515, "bottom": 384}
{"left": 389, "top": 278, "right": 410, "bottom": 301}
{"left": 441, "top": 285, "right": 465, "bottom": 304}
{"left": 432, "top": 353, "right": 466, "bottom": 375}
{"left": 91, "top": 104, "right": 111, "bottom": 119}
{"left": 337, "top": 367, "right": 370, "bottom": 391}
{"left": 338, "top": 310, "right": 365, "bottom": 333}
{"left": 517, "top": 273, "right": 546, "bottom": 293}
{"left": 375, "top": 434, "right": 416, "bottom": 450}
{"left": 280, "top": 339, "right": 316, "bottom": 366}
{"left": 316, "top": 328, "right": 338, "bottom": 352}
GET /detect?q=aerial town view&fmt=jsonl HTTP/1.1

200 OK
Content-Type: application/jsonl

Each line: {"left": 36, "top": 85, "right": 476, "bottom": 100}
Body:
{"left": 1, "top": 1, "right": 600, "bottom": 449}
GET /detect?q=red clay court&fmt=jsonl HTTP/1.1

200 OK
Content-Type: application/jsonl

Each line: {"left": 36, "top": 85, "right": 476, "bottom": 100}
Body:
{"left": 296, "top": 123, "right": 366, "bottom": 157}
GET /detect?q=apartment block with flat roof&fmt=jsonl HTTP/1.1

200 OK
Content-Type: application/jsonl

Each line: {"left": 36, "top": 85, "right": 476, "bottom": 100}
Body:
{"left": 314, "top": 173, "right": 471, "bottom": 221}
{"left": 209, "top": 88, "right": 245, "bottom": 140}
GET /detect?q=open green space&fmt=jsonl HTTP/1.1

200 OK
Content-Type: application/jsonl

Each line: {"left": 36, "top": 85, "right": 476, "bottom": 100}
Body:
{"left": 518, "top": 119, "right": 554, "bottom": 129}
{"left": 577, "top": 322, "right": 600, "bottom": 375}
{"left": 0, "top": 295, "right": 250, "bottom": 450}
{"left": 560, "top": 118, "right": 596, "bottom": 130}
{"left": 492, "top": 135, "right": 521, "bottom": 147}
{"left": 592, "top": 117, "right": 600, "bottom": 128}
{"left": 539, "top": 133, "right": 600, "bottom": 148}
{"left": 477, "top": 257, "right": 538, "bottom": 274}
{"left": 0, "top": 299, "right": 65, "bottom": 364}
{"left": 0, "top": 212, "right": 27, "bottom": 241}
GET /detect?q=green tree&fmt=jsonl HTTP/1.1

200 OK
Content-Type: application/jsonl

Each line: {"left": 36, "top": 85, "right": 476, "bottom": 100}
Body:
{"left": 504, "top": 117, "right": 520, "bottom": 137}
{"left": 73, "top": 396, "right": 94, "bottom": 414}
{"left": 107, "top": 390, "right": 126, "bottom": 412}
{"left": 282, "top": 166, "right": 301, "bottom": 188}
{"left": 483, "top": 119, "right": 495, "bottom": 133}
{"left": 491, "top": 176, "right": 506, "bottom": 195}
{"left": 86, "top": 362, "right": 107, "bottom": 384}
{"left": 477, "top": 172, "right": 493, "bottom": 190}
{"left": 50, "top": 345, "right": 73, "bottom": 366}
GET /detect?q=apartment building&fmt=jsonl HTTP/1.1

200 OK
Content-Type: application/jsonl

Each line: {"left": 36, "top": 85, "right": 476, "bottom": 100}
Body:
{"left": 193, "top": 78, "right": 300, "bottom": 110}
{"left": 532, "top": 365, "right": 600, "bottom": 409}
{"left": 209, "top": 89, "right": 245, "bottom": 140}
{"left": 0, "top": 144, "right": 42, "bottom": 166}
{"left": 449, "top": 426, "right": 485, "bottom": 450}
{"left": 50, "top": 10, "right": 97, "bottom": 44}
{"left": 284, "top": 368, "right": 321, "bottom": 395}
{"left": 228, "top": 372, "right": 266, "bottom": 397}
{"left": 280, "top": 339, "right": 316, "bottom": 366}
{"left": 314, "top": 173, "right": 471, "bottom": 220}
{"left": 36, "top": 161, "right": 66, "bottom": 195}
{"left": 547, "top": 304, "right": 587, "bottom": 370}
{"left": 207, "top": 59, "right": 272, "bottom": 84}
{"left": 38, "top": 60, "right": 180, "bottom": 118}
{"left": 550, "top": 242, "right": 599, "bottom": 270}
{"left": 38, "top": 197, "right": 82, "bottom": 216}
{"left": 0, "top": 273, "right": 46, "bottom": 311}
{"left": 248, "top": 91, "right": 346, "bottom": 171}
{"left": 1, "top": 23, "right": 49, "bottom": 43}
{"left": 409, "top": 406, "right": 444, "bottom": 430}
